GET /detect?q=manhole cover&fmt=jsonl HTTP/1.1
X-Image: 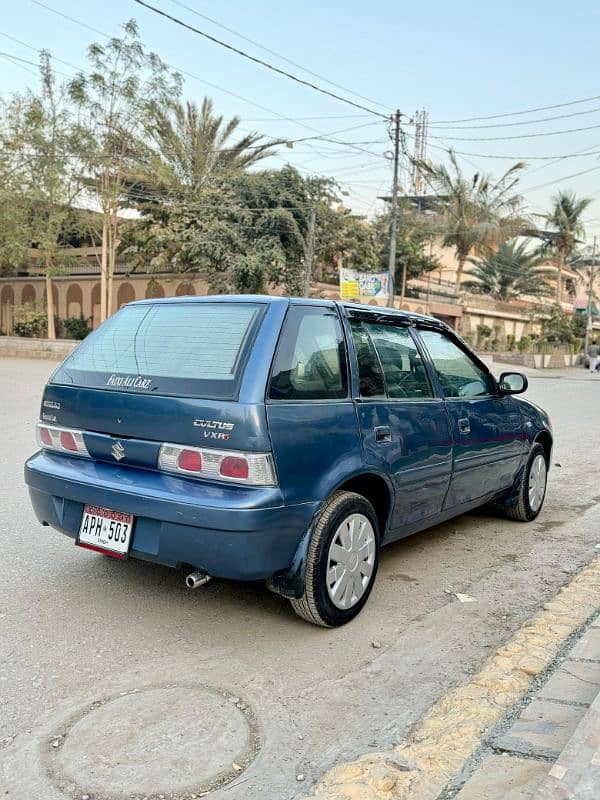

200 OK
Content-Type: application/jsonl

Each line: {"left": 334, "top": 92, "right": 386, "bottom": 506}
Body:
{"left": 47, "top": 685, "right": 260, "bottom": 798}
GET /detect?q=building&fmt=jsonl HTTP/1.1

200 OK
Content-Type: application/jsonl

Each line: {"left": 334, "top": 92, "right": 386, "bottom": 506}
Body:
{"left": 0, "top": 247, "right": 213, "bottom": 334}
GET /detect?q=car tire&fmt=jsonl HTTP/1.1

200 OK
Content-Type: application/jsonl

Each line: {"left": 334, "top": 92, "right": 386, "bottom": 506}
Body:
{"left": 505, "top": 443, "right": 548, "bottom": 522}
{"left": 290, "top": 491, "right": 380, "bottom": 627}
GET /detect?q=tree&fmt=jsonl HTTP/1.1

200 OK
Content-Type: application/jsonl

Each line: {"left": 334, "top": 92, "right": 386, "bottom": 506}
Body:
{"left": 418, "top": 151, "right": 525, "bottom": 290}
{"left": 122, "top": 163, "right": 350, "bottom": 296}
{"left": 141, "top": 97, "right": 277, "bottom": 199}
{"left": 541, "top": 304, "right": 582, "bottom": 344}
{"left": 232, "top": 165, "right": 341, "bottom": 292}
{"left": 0, "top": 149, "right": 32, "bottom": 276}
{"left": 120, "top": 179, "right": 291, "bottom": 294}
{"left": 537, "top": 191, "right": 593, "bottom": 301}
{"left": 315, "top": 207, "right": 378, "bottom": 279}
{"left": 373, "top": 201, "right": 439, "bottom": 294}
{"left": 68, "top": 19, "right": 182, "bottom": 322}
{"left": 0, "top": 53, "right": 85, "bottom": 337}
{"left": 463, "top": 240, "right": 553, "bottom": 301}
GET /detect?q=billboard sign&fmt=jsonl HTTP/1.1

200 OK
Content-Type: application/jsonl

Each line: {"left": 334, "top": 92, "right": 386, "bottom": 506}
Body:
{"left": 339, "top": 268, "right": 391, "bottom": 301}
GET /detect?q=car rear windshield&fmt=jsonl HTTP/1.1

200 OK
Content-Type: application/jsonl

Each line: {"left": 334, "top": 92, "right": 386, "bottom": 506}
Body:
{"left": 51, "top": 302, "right": 264, "bottom": 399}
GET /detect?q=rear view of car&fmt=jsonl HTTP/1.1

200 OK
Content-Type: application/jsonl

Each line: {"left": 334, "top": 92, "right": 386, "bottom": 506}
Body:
{"left": 25, "top": 295, "right": 551, "bottom": 628}
{"left": 25, "top": 297, "right": 319, "bottom": 591}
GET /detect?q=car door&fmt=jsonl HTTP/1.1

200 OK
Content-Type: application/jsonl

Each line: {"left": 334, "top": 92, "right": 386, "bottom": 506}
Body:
{"left": 348, "top": 315, "right": 453, "bottom": 538}
{"left": 415, "top": 327, "right": 525, "bottom": 510}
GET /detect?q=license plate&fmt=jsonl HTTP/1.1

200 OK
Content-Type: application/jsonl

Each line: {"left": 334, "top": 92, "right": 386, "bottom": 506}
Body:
{"left": 77, "top": 504, "right": 134, "bottom": 558}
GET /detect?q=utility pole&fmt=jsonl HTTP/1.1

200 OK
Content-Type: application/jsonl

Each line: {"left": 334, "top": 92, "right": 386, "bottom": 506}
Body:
{"left": 387, "top": 109, "right": 401, "bottom": 308}
{"left": 584, "top": 235, "right": 597, "bottom": 358}
{"left": 303, "top": 207, "right": 316, "bottom": 298}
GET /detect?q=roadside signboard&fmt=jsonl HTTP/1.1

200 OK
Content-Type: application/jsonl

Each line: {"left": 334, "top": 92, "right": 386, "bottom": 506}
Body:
{"left": 339, "top": 268, "right": 391, "bottom": 301}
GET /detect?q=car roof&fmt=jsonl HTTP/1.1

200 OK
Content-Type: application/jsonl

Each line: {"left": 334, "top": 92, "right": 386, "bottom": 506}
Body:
{"left": 338, "top": 300, "right": 448, "bottom": 328}
{"left": 131, "top": 294, "right": 292, "bottom": 307}
{"left": 130, "top": 295, "right": 446, "bottom": 326}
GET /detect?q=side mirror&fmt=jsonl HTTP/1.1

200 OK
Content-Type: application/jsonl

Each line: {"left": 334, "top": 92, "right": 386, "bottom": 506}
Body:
{"left": 498, "top": 371, "right": 528, "bottom": 395}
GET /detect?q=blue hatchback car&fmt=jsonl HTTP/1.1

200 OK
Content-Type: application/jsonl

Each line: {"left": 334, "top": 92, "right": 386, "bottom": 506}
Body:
{"left": 25, "top": 296, "right": 552, "bottom": 626}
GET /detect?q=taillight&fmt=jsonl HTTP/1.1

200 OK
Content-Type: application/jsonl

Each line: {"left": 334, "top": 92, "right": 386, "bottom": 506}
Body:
{"left": 60, "top": 431, "right": 78, "bottom": 452}
{"left": 158, "top": 443, "right": 276, "bottom": 486}
{"left": 220, "top": 455, "right": 249, "bottom": 480}
{"left": 36, "top": 423, "right": 90, "bottom": 458}
{"left": 39, "top": 426, "right": 53, "bottom": 447}
{"left": 177, "top": 449, "right": 203, "bottom": 473}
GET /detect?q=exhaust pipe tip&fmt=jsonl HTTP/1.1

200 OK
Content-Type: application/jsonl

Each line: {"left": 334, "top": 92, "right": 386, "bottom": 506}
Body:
{"left": 186, "top": 570, "right": 212, "bottom": 589}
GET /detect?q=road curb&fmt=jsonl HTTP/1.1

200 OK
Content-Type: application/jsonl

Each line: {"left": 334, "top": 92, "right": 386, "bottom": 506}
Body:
{"left": 303, "top": 555, "right": 600, "bottom": 800}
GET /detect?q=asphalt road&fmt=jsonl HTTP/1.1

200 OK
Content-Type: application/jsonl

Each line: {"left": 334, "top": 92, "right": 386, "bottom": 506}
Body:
{"left": 1, "top": 358, "right": 599, "bottom": 799}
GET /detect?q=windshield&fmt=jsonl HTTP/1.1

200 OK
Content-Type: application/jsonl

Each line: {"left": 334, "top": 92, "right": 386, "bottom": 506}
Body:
{"left": 51, "top": 302, "right": 264, "bottom": 399}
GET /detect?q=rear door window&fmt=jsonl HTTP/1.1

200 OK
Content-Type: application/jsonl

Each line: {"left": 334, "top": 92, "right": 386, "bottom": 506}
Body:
{"left": 51, "top": 302, "right": 264, "bottom": 399}
{"left": 349, "top": 320, "right": 385, "bottom": 398}
{"left": 269, "top": 306, "right": 347, "bottom": 400}
{"left": 365, "top": 323, "right": 433, "bottom": 399}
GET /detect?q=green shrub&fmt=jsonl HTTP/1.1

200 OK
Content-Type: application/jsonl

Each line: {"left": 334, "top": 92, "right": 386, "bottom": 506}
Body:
{"left": 13, "top": 304, "right": 47, "bottom": 338}
{"left": 62, "top": 315, "right": 90, "bottom": 340}
{"left": 506, "top": 334, "right": 516, "bottom": 351}
{"left": 517, "top": 335, "right": 531, "bottom": 353}
{"left": 475, "top": 323, "right": 492, "bottom": 346}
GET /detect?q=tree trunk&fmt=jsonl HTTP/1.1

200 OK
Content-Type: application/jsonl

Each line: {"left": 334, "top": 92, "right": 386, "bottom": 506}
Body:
{"left": 45, "top": 269, "right": 56, "bottom": 340}
{"left": 100, "top": 217, "right": 108, "bottom": 323}
{"left": 555, "top": 256, "right": 564, "bottom": 302}
{"left": 455, "top": 254, "right": 467, "bottom": 292}
{"left": 107, "top": 214, "right": 116, "bottom": 317}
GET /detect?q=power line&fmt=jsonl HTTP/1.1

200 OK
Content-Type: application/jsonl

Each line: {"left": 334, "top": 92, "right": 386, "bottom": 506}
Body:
{"left": 132, "top": 0, "right": 390, "bottom": 119}
{"left": 521, "top": 141, "right": 600, "bottom": 179}
{"left": 521, "top": 164, "right": 600, "bottom": 193}
{"left": 404, "top": 131, "right": 600, "bottom": 161}
{"left": 429, "top": 93, "right": 600, "bottom": 125}
{"left": 2, "top": 120, "right": 385, "bottom": 161}
{"left": 0, "top": 51, "right": 40, "bottom": 73}
{"left": 0, "top": 30, "right": 79, "bottom": 73}
{"left": 31, "top": 0, "right": 108, "bottom": 37}
{"left": 29, "top": 1, "right": 390, "bottom": 164}
{"left": 429, "top": 104, "right": 600, "bottom": 131}
{"left": 242, "top": 114, "right": 373, "bottom": 122}
{"left": 17, "top": 3, "right": 390, "bottom": 203}
{"left": 0, "top": 50, "right": 70, "bottom": 78}
{"left": 166, "top": 0, "right": 392, "bottom": 112}
{"left": 430, "top": 120, "right": 600, "bottom": 143}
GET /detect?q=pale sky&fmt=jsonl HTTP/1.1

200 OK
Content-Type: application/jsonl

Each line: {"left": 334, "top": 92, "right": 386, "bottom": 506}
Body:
{"left": 2, "top": 0, "right": 600, "bottom": 239}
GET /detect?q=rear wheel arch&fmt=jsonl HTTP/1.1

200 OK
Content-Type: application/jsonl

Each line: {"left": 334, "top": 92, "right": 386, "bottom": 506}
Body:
{"left": 267, "top": 472, "right": 392, "bottom": 602}
{"left": 334, "top": 472, "right": 393, "bottom": 538}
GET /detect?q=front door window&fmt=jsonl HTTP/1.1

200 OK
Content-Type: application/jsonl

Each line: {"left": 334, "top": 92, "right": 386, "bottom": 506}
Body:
{"left": 417, "top": 329, "right": 493, "bottom": 398}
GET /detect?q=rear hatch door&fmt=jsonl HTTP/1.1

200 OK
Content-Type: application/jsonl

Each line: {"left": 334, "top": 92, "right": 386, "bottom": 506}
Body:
{"left": 43, "top": 299, "right": 272, "bottom": 469}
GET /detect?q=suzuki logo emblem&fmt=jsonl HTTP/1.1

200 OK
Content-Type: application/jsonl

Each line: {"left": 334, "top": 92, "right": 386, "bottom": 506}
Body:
{"left": 111, "top": 441, "right": 126, "bottom": 462}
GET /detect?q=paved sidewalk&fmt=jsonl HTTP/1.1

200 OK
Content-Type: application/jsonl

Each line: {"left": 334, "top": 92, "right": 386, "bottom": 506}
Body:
{"left": 451, "top": 615, "right": 600, "bottom": 799}
{"left": 491, "top": 362, "right": 600, "bottom": 381}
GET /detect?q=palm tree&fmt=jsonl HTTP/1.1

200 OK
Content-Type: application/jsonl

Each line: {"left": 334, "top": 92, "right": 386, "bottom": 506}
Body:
{"left": 462, "top": 240, "right": 553, "bottom": 301}
{"left": 538, "top": 191, "right": 593, "bottom": 301}
{"left": 419, "top": 151, "right": 525, "bottom": 291}
{"left": 144, "top": 98, "right": 278, "bottom": 198}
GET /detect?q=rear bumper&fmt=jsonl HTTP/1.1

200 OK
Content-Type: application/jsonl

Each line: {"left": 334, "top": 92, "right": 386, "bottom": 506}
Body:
{"left": 24, "top": 451, "right": 319, "bottom": 580}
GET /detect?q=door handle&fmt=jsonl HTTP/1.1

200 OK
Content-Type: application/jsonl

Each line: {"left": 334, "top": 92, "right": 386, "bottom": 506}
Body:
{"left": 374, "top": 426, "right": 392, "bottom": 443}
{"left": 458, "top": 418, "right": 471, "bottom": 435}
